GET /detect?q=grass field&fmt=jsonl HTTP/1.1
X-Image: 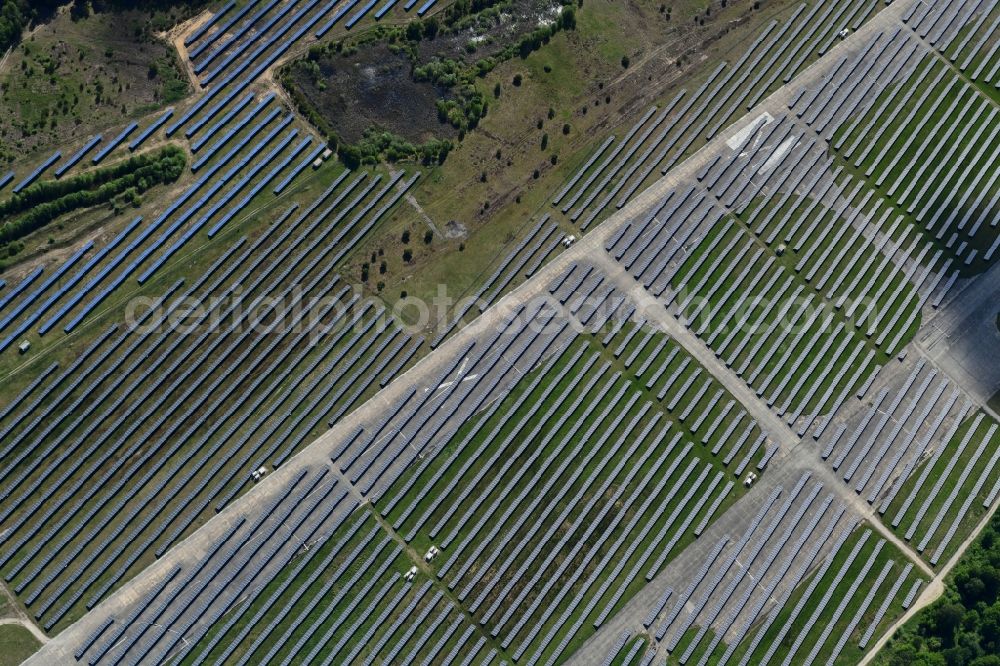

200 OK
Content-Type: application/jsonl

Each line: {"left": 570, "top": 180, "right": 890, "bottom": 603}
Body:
{"left": 882, "top": 409, "right": 1000, "bottom": 567}
{"left": 658, "top": 205, "right": 905, "bottom": 424}
{"left": 0, "top": 624, "right": 40, "bottom": 666}
{"left": 0, "top": 0, "right": 997, "bottom": 663}
{"left": 0, "top": 156, "right": 427, "bottom": 634}
{"left": 0, "top": 7, "right": 193, "bottom": 164}
{"left": 567, "top": 502, "right": 928, "bottom": 666}
{"left": 737, "top": 188, "right": 924, "bottom": 354}
{"left": 178, "top": 315, "right": 771, "bottom": 665}
{"left": 181, "top": 506, "right": 495, "bottom": 665}
{"left": 0, "top": 0, "right": 837, "bottom": 385}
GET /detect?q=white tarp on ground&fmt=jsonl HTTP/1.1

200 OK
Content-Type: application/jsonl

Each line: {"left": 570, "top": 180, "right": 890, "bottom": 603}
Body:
{"left": 726, "top": 112, "right": 774, "bottom": 150}
{"left": 760, "top": 136, "right": 799, "bottom": 174}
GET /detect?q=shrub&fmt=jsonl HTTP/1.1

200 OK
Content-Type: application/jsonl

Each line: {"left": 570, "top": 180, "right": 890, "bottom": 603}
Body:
{"left": 560, "top": 6, "right": 576, "bottom": 30}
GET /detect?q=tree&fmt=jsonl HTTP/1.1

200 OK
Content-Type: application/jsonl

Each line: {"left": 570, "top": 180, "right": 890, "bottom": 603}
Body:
{"left": 422, "top": 16, "right": 439, "bottom": 38}
{"left": 959, "top": 576, "right": 988, "bottom": 605}
{"left": 0, "top": 0, "right": 27, "bottom": 54}
{"left": 972, "top": 656, "right": 1000, "bottom": 666}
{"left": 621, "top": 55, "right": 630, "bottom": 68}
{"left": 560, "top": 6, "right": 576, "bottom": 29}
{"left": 980, "top": 604, "right": 1000, "bottom": 647}
{"left": 935, "top": 603, "right": 966, "bottom": 645}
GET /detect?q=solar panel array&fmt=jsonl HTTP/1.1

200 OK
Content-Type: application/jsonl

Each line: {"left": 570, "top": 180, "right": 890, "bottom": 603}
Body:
{"left": 816, "top": 357, "right": 1000, "bottom": 566}
{"left": 0, "top": 161, "right": 425, "bottom": 630}
{"left": 54, "top": 135, "right": 102, "bottom": 177}
{"left": 643, "top": 486, "right": 930, "bottom": 666}
{"left": 830, "top": 33, "right": 1000, "bottom": 264}
{"left": 3, "top": 0, "right": 998, "bottom": 664}
{"left": 549, "top": 0, "right": 889, "bottom": 232}
{"left": 13, "top": 150, "right": 61, "bottom": 193}
{"left": 371, "top": 280, "right": 780, "bottom": 665}
{"left": 140, "top": 303, "right": 580, "bottom": 664}
{"left": 67, "top": 466, "right": 359, "bottom": 665}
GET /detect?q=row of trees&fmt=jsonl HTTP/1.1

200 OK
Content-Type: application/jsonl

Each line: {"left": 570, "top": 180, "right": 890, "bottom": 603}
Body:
{"left": 878, "top": 510, "right": 1000, "bottom": 666}
{"left": 0, "top": 145, "right": 185, "bottom": 244}
{"left": 338, "top": 129, "right": 451, "bottom": 169}
{"left": 0, "top": 146, "right": 185, "bottom": 217}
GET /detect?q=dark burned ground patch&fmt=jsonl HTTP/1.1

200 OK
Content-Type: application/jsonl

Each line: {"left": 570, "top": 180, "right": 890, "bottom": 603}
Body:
{"left": 288, "top": 43, "right": 456, "bottom": 145}
{"left": 283, "top": 0, "right": 567, "bottom": 152}
{"left": 413, "top": 0, "right": 565, "bottom": 64}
